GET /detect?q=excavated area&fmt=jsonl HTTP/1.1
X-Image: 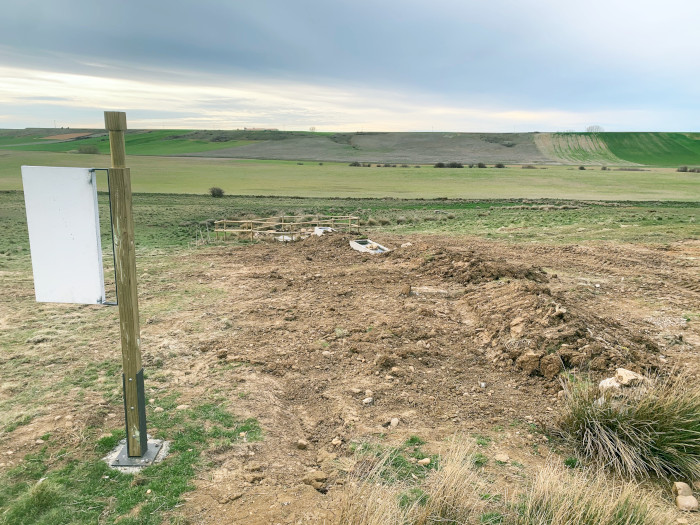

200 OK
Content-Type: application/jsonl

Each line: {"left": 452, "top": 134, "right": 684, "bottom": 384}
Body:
{"left": 160, "top": 233, "right": 699, "bottom": 523}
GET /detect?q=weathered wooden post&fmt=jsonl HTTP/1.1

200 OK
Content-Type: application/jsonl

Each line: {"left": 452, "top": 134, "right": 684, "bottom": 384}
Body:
{"left": 105, "top": 111, "right": 148, "bottom": 458}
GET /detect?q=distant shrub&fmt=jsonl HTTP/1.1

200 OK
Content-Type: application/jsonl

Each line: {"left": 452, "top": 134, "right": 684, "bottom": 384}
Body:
{"left": 578, "top": 166, "right": 586, "bottom": 170}
{"left": 349, "top": 161, "right": 361, "bottom": 167}
{"left": 414, "top": 165, "right": 420, "bottom": 168}
{"left": 677, "top": 166, "right": 688, "bottom": 172}
{"left": 297, "top": 162, "right": 304, "bottom": 165}
{"left": 434, "top": 162, "right": 446, "bottom": 168}
{"left": 691, "top": 167, "right": 700, "bottom": 173}
{"left": 400, "top": 164, "right": 409, "bottom": 168}
{"left": 318, "top": 162, "right": 323, "bottom": 165}
{"left": 396, "top": 216, "right": 407, "bottom": 224}
{"left": 367, "top": 217, "right": 378, "bottom": 226}
{"left": 468, "top": 163, "right": 474, "bottom": 168}
{"left": 77, "top": 144, "right": 99, "bottom": 154}
{"left": 495, "top": 163, "right": 505, "bottom": 168}
{"left": 477, "top": 162, "right": 486, "bottom": 168}
{"left": 522, "top": 165, "right": 536, "bottom": 169}
{"left": 446, "top": 162, "right": 463, "bottom": 168}
{"left": 209, "top": 187, "right": 224, "bottom": 198}
{"left": 601, "top": 166, "right": 608, "bottom": 171}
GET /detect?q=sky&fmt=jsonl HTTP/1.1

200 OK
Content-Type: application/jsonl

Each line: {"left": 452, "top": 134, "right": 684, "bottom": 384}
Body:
{"left": 0, "top": 0, "right": 698, "bottom": 132}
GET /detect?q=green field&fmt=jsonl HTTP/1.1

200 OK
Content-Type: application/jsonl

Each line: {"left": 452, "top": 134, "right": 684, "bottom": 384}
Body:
{"left": 600, "top": 132, "right": 700, "bottom": 166}
{"left": 1, "top": 151, "right": 697, "bottom": 201}
{"left": 2, "top": 129, "right": 699, "bottom": 166}
{"left": 0, "top": 129, "right": 254, "bottom": 155}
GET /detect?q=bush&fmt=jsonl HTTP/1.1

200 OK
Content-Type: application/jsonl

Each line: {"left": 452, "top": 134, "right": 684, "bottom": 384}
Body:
{"left": 349, "top": 161, "right": 361, "bottom": 167}
{"left": 477, "top": 163, "right": 486, "bottom": 168}
{"left": 601, "top": 166, "right": 608, "bottom": 171}
{"left": 446, "top": 162, "right": 463, "bottom": 168}
{"left": 557, "top": 373, "right": 700, "bottom": 481}
{"left": 495, "top": 163, "right": 505, "bottom": 168}
{"left": 209, "top": 187, "right": 224, "bottom": 198}
{"left": 77, "top": 144, "right": 99, "bottom": 154}
{"left": 578, "top": 166, "right": 586, "bottom": 170}
{"left": 522, "top": 165, "right": 536, "bottom": 169}
{"left": 434, "top": 162, "right": 446, "bottom": 168}
{"left": 677, "top": 166, "right": 688, "bottom": 172}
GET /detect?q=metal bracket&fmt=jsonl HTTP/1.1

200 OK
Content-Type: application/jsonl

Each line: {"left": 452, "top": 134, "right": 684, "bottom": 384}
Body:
{"left": 122, "top": 369, "right": 149, "bottom": 456}
{"left": 90, "top": 168, "right": 118, "bottom": 306}
{"left": 110, "top": 438, "right": 165, "bottom": 467}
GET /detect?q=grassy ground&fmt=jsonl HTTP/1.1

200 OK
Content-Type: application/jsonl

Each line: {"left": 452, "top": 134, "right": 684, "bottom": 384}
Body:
{"left": 0, "top": 130, "right": 253, "bottom": 156}
{"left": 1, "top": 151, "right": 698, "bottom": 200}
{"left": 601, "top": 132, "right": 700, "bottom": 167}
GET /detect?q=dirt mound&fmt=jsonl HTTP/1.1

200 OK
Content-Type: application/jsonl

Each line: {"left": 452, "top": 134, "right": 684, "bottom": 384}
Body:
{"left": 421, "top": 248, "right": 549, "bottom": 284}
{"left": 413, "top": 246, "right": 659, "bottom": 379}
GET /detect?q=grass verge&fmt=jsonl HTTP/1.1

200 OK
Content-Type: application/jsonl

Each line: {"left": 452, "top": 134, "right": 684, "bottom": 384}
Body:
{"left": 0, "top": 401, "right": 261, "bottom": 525}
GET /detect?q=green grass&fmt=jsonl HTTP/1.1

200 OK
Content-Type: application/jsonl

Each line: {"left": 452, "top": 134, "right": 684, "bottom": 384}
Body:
{"left": 350, "top": 440, "right": 439, "bottom": 484}
{"left": 601, "top": 132, "right": 700, "bottom": 167}
{"left": 0, "top": 130, "right": 255, "bottom": 155}
{"left": 0, "top": 402, "right": 261, "bottom": 525}
{"left": 1, "top": 150, "right": 698, "bottom": 200}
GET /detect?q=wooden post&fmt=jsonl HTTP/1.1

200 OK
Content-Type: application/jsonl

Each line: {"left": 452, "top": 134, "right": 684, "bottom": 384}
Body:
{"left": 105, "top": 111, "right": 148, "bottom": 457}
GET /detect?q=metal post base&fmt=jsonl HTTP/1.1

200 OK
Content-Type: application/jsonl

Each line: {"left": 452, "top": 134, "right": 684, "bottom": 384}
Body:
{"left": 109, "top": 438, "right": 167, "bottom": 468}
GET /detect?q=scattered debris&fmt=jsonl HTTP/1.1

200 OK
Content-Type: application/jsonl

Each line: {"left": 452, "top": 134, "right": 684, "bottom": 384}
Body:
{"left": 349, "top": 239, "right": 390, "bottom": 254}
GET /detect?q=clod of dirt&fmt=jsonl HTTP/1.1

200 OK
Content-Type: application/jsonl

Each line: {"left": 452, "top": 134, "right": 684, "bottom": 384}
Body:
{"left": 302, "top": 470, "right": 328, "bottom": 491}
{"left": 421, "top": 248, "right": 549, "bottom": 284}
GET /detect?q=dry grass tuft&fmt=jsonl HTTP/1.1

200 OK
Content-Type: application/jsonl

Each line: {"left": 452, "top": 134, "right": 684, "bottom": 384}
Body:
{"left": 513, "top": 463, "right": 676, "bottom": 525}
{"left": 336, "top": 438, "right": 678, "bottom": 525}
{"left": 557, "top": 372, "right": 700, "bottom": 481}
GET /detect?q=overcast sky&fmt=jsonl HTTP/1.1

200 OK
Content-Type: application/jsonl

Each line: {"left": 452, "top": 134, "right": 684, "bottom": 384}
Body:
{"left": 1, "top": 0, "right": 698, "bottom": 131}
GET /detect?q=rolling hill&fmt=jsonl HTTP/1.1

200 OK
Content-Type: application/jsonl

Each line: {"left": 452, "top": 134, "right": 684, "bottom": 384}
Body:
{"left": 1, "top": 128, "right": 698, "bottom": 166}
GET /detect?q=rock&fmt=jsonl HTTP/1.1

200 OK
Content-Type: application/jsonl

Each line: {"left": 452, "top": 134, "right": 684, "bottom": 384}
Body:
{"left": 673, "top": 482, "right": 694, "bottom": 497}
{"left": 321, "top": 351, "right": 332, "bottom": 358}
{"left": 539, "top": 354, "right": 563, "bottom": 380}
{"left": 400, "top": 284, "right": 412, "bottom": 297}
{"left": 417, "top": 458, "right": 431, "bottom": 466}
{"left": 479, "top": 382, "right": 487, "bottom": 389}
{"left": 365, "top": 389, "right": 373, "bottom": 397}
{"left": 494, "top": 453, "right": 510, "bottom": 463}
{"left": 516, "top": 351, "right": 542, "bottom": 375}
{"left": 216, "top": 349, "right": 228, "bottom": 359}
{"left": 676, "top": 495, "right": 699, "bottom": 512}
{"left": 35, "top": 439, "right": 44, "bottom": 445}
{"left": 302, "top": 470, "right": 328, "bottom": 490}
{"left": 176, "top": 404, "right": 190, "bottom": 410}
{"left": 400, "top": 242, "right": 413, "bottom": 248}
{"left": 331, "top": 437, "right": 342, "bottom": 447}
{"left": 362, "top": 397, "right": 374, "bottom": 405}
{"left": 217, "top": 492, "right": 243, "bottom": 504}
{"left": 598, "top": 377, "right": 621, "bottom": 394}
{"left": 244, "top": 473, "right": 264, "bottom": 483}
{"left": 694, "top": 481, "right": 700, "bottom": 491}
{"left": 614, "top": 368, "right": 648, "bottom": 387}
{"left": 296, "top": 439, "right": 310, "bottom": 450}
{"left": 154, "top": 407, "right": 165, "bottom": 413}
{"left": 390, "top": 418, "right": 399, "bottom": 428}
{"left": 349, "top": 388, "right": 362, "bottom": 395}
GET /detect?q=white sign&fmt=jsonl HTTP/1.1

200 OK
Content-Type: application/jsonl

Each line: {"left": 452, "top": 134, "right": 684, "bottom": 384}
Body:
{"left": 22, "top": 166, "right": 106, "bottom": 304}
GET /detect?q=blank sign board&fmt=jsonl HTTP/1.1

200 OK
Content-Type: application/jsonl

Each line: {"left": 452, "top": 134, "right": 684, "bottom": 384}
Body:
{"left": 22, "top": 166, "right": 105, "bottom": 304}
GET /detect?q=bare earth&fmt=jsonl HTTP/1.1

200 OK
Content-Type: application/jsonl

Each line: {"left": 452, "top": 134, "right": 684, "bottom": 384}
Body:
{"left": 3, "top": 234, "right": 699, "bottom": 523}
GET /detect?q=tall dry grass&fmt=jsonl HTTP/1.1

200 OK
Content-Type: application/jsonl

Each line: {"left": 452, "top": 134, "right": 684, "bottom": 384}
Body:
{"left": 336, "top": 438, "right": 679, "bottom": 525}
{"left": 557, "top": 372, "right": 700, "bottom": 481}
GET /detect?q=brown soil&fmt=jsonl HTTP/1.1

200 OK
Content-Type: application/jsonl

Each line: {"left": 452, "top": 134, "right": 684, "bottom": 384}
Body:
{"left": 39, "top": 132, "right": 93, "bottom": 140}
{"left": 4, "top": 234, "right": 699, "bottom": 523}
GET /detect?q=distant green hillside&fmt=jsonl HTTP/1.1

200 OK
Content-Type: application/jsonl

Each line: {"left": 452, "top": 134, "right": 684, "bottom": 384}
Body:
{"left": 600, "top": 132, "right": 700, "bottom": 166}
{"left": 1, "top": 128, "right": 698, "bottom": 166}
